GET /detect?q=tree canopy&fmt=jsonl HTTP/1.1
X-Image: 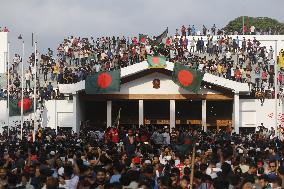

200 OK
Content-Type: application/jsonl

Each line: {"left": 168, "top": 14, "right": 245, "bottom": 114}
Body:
{"left": 224, "top": 16, "right": 284, "bottom": 35}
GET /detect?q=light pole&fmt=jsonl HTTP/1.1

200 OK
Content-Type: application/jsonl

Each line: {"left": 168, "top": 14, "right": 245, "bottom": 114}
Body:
{"left": 20, "top": 40, "right": 24, "bottom": 140}
{"left": 7, "top": 42, "right": 10, "bottom": 137}
{"left": 33, "top": 41, "right": 37, "bottom": 141}
{"left": 274, "top": 40, "right": 278, "bottom": 134}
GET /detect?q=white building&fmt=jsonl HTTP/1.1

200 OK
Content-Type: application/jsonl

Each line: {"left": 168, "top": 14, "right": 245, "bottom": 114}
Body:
{"left": 0, "top": 33, "right": 284, "bottom": 133}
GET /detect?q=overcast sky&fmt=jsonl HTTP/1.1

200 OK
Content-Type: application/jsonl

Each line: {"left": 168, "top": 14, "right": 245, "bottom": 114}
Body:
{"left": 1, "top": 0, "right": 284, "bottom": 54}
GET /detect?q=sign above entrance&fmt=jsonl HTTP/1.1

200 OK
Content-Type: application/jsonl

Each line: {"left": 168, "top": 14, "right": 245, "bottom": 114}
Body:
{"left": 152, "top": 79, "right": 160, "bottom": 89}
{"left": 143, "top": 119, "right": 202, "bottom": 125}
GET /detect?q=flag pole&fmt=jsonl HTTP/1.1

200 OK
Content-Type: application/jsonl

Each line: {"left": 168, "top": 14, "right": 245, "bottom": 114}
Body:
{"left": 21, "top": 41, "right": 24, "bottom": 140}
{"left": 274, "top": 40, "right": 278, "bottom": 134}
{"left": 7, "top": 43, "right": 10, "bottom": 137}
{"left": 33, "top": 41, "right": 37, "bottom": 142}
{"left": 189, "top": 145, "right": 196, "bottom": 189}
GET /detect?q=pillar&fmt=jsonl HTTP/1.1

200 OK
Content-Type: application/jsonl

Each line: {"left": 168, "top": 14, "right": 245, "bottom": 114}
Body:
{"left": 202, "top": 100, "right": 207, "bottom": 132}
{"left": 139, "top": 100, "right": 144, "bottom": 126}
{"left": 107, "top": 100, "right": 112, "bottom": 127}
{"left": 72, "top": 93, "right": 81, "bottom": 134}
{"left": 170, "top": 100, "right": 175, "bottom": 130}
{"left": 233, "top": 92, "right": 240, "bottom": 134}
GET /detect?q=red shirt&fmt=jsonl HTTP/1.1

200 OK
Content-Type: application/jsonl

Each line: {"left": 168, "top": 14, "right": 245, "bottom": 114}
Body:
{"left": 176, "top": 163, "right": 184, "bottom": 177}
{"left": 110, "top": 128, "right": 119, "bottom": 143}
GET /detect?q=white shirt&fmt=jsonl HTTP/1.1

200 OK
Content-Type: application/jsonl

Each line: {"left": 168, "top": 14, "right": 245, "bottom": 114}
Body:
{"left": 25, "top": 73, "right": 31, "bottom": 81}
{"left": 59, "top": 175, "right": 79, "bottom": 189}
{"left": 226, "top": 51, "right": 232, "bottom": 59}
{"left": 198, "top": 63, "right": 204, "bottom": 71}
{"left": 269, "top": 59, "right": 275, "bottom": 66}
{"left": 94, "top": 64, "right": 101, "bottom": 72}
{"left": 163, "top": 132, "right": 170, "bottom": 145}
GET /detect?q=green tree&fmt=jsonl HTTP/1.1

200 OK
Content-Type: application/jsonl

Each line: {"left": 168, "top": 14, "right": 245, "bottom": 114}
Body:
{"left": 224, "top": 16, "right": 284, "bottom": 34}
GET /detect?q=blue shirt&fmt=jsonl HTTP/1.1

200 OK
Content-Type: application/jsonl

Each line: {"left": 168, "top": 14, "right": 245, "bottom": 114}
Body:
{"left": 110, "top": 174, "right": 121, "bottom": 183}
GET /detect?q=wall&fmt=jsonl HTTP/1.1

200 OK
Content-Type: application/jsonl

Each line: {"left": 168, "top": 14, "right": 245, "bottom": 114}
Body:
{"left": 1, "top": 98, "right": 284, "bottom": 131}
{"left": 43, "top": 100, "right": 74, "bottom": 129}
{"left": 240, "top": 99, "right": 284, "bottom": 128}
{"left": 0, "top": 32, "right": 8, "bottom": 74}
{"left": 0, "top": 99, "right": 75, "bottom": 131}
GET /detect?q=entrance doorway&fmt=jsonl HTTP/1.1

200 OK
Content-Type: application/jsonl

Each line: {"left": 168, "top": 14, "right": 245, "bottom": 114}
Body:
{"left": 175, "top": 100, "right": 202, "bottom": 125}
{"left": 112, "top": 100, "right": 139, "bottom": 126}
{"left": 207, "top": 101, "right": 233, "bottom": 130}
{"left": 144, "top": 100, "right": 170, "bottom": 126}
{"left": 84, "top": 101, "right": 107, "bottom": 129}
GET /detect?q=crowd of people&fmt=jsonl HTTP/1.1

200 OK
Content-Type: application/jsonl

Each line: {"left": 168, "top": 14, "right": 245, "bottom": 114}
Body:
{"left": 0, "top": 28, "right": 283, "bottom": 132}
{"left": 37, "top": 31, "right": 284, "bottom": 103}
{"left": 0, "top": 123, "right": 283, "bottom": 189}
{"left": 176, "top": 24, "right": 282, "bottom": 36}
{"left": 1, "top": 26, "right": 284, "bottom": 104}
{"left": 0, "top": 27, "right": 9, "bottom": 32}
{"left": 1, "top": 28, "right": 284, "bottom": 188}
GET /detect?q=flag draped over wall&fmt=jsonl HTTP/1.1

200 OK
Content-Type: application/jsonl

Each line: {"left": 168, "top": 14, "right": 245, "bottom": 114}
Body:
{"left": 172, "top": 63, "right": 204, "bottom": 93}
{"left": 85, "top": 70, "right": 121, "bottom": 94}
{"left": 147, "top": 55, "right": 167, "bottom": 68}
{"left": 9, "top": 98, "right": 33, "bottom": 116}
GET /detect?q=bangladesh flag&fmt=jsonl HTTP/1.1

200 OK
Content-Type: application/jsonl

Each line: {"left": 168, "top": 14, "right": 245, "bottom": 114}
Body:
{"left": 85, "top": 69, "right": 121, "bottom": 94}
{"left": 172, "top": 63, "right": 204, "bottom": 93}
{"left": 155, "top": 27, "right": 168, "bottom": 44}
{"left": 9, "top": 98, "right": 34, "bottom": 116}
{"left": 139, "top": 34, "right": 147, "bottom": 44}
{"left": 147, "top": 55, "right": 167, "bottom": 68}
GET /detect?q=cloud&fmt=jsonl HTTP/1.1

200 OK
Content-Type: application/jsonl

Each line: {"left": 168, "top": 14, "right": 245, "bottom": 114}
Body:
{"left": 1, "top": 0, "right": 284, "bottom": 52}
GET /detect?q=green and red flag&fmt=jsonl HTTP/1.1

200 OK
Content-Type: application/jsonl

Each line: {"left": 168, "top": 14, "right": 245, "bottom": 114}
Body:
{"left": 9, "top": 98, "right": 34, "bottom": 116}
{"left": 147, "top": 55, "right": 167, "bottom": 68}
{"left": 139, "top": 34, "right": 147, "bottom": 44}
{"left": 85, "top": 69, "right": 121, "bottom": 94}
{"left": 172, "top": 63, "right": 204, "bottom": 93}
{"left": 155, "top": 27, "right": 168, "bottom": 44}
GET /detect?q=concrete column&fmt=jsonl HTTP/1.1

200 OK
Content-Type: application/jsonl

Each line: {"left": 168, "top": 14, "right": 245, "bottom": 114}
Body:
{"left": 202, "top": 100, "right": 207, "bottom": 132}
{"left": 139, "top": 100, "right": 144, "bottom": 126}
{"left": 233, "top": 92, "right": 240, "bottom": 134}
{"left": 170, "top": 100, "right": 175, "bottom": 130}
{"left": 72, "top": 93, "right": 80, "bottom": 134}
{"left": 107, "top": 100, "right": 112, "bottom": 127}
{"left": 55, "top": 100, "right": 57, "bottom": 131}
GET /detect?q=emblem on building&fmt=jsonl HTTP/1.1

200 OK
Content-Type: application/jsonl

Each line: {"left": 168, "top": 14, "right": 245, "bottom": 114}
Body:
{"left": 153, "top": 78, "right": 160, "bottom": 89}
